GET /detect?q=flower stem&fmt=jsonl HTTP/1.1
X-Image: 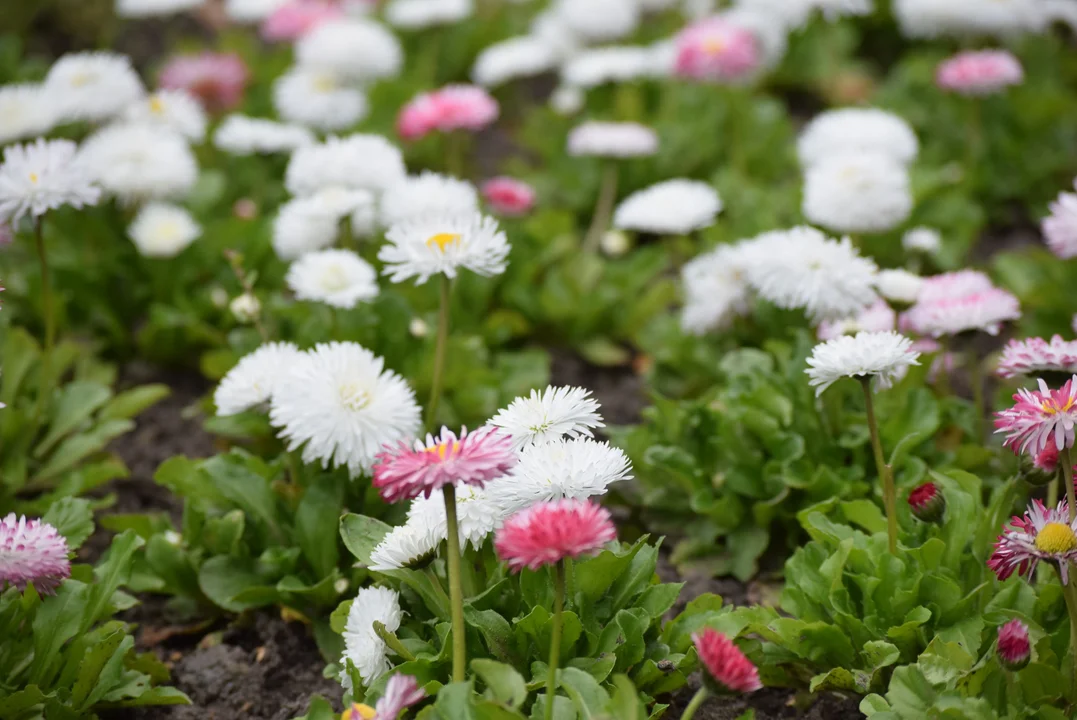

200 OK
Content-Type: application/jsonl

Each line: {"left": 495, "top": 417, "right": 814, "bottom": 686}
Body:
{"left": 680, "top": 687, "right": 709, "bottom": 720}
{"left": 582, "top": 163, "right": 618, "bottom": 255}
{"left": 861, "top": 377, "right": 898, "bottom": 553}
{"left": 545, "top": 561, "right": 566, "bottom": 720}
{"left": 1049, "top": 471, "right": 1061, "bottom": 510}
{"left": 1062, "top": 574, "right": 1077, "bottom": 694}
{"left": 1063, "top": 447, "right": 1076, "bottom": 523}
{"left": 970, "top": 355, "right": 984, "bottom": 441}
{"left": 33, "top": 218, "right": 55, "bottom": 423}
{"left": 445, "top": 132, "right": 466, "bottom": 179}
{"left": 443, "top": 484, "right": 467, "bottom": 683}
{"left": 426, "top": 276, "right": 452, "bottom": 430}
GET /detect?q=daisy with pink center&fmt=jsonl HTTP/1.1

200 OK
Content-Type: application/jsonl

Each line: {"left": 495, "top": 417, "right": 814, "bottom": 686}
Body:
{"left": 0, "top": 513, "right": 71, "bottom": 595}
{"left": 673, "top": 16, "right": 762, "bottom": 83}
{"left": 481, "top": 177, "right": 536, "bottom": 217}
{"left": 261, "top": 0, "right": 343, "bottom": 41}
{"left": 397, "top": 85, "right": 499, "bottom": 142}
{"left": 936, "top": 50, "right": 1024, "bottom": 96}
{"left": 997, "top": 336, "right": 1077, "bottom": 380}
{"left": 374, "top": 426, "right": 516, "bottom": 684}
{"left": 494, "top": 499, "right": 616, "bottom": 720}
{"left": 159, "top": 52, "right": 249, "bottom": 113}
{"left": 682, "top": 628, "right": 761, "bottom": 719}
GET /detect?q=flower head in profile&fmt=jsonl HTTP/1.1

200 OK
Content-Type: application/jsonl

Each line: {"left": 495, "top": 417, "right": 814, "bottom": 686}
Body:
{"left": 215, "top": 342, "right": 303, "bottom": 416}
{"left": 488, "top": 386, "right": 604, "bottom": 451}
{"left": 0, "top": 83, "right": 60, "bottom": 145}
{"left": 997, "top": 620, "right": 1031, "bottom": 671}
{"left": 903, "top": 226, "right": 941, "bottom": 254}
{"left": 988, "top": 500, "right": 1077, "bottom": 583}
{"left": 916, "top": 270, "right": 994, "bottom": 303}
{"left": 481, "top": 177, "right": 536, "bottom": 217}
{"left": 936, "top": 50, "right": 1023, "bottom": 96}
{"left": 373, "top": 427, "right": 517, "bottom": 504}
{"left": 674, "top": 16, "right": 761, "bottom": 83}
{"left": 901, "top": 288, "right": 1021, "bottom": 338}
{"left": 997, "top": 336, "right": 1077, "bottom": 380}
{"left": 123, "top": 89, "right": 208, "bottom": 142}
{"left": 159, "top": 52, "right": 249, "bottom": 112}
{"left": 341, "top": 586, "right": 402, "bottom": 690}
{"left": 286, "top": 134, "right": 406, "bottom": 197}
{"left": 797, "top": 107, "right": 918, "bottom": 169}
{"left": 294, "top": 18, "right": 403, "bottom": 82}
{"left": 385, "top": 0, "right": 473, "bottom": 29}
{"left": 77, "top": 124, "right": 198, "bottom": 203}
{"left": 805, "top": 331, "right": 920, "bottom": 396}
{"left": 613, "top": 179, "right": 722, "bottom": 235}
{"left": 273, "top": 66, "right": 368, "bottom": 132}
{"left": 495, "top": 499, "right": 617, "bottom": 572}
{"left": 995, "top": 377, "right": 1077, "bottom": 456}
{"left": 286, "top": 248, "right": 379, "bottom": 309}
{"left": 0, "top": 514, "right": 71, "bottom": 594}
{"left": 214, "top": 115, "right": 315, "bottom": 155}
{"left": 472, "top": 36, "right": 559, "bottom": 88}
{"left": 379, "top": 212, "right": 510, "bottom": 284}
{"left": 691, "top": 628, "right": 762, "bottom": 694}
{"left": 380, "top": 172, "right": 478, "bottom": 227}
{"left": 817, "top": 300, "right": 896, "bottom": 341}
{"left": 397, "top": 85, "right": 499, "bottom": 141}
{"left": 1043, "top": 184, "right": 1077, "bottom": 260}
{"left": 116, "top": 0, "right": 204, "bottom": 18}
{"left": 0, "top": 138, "right": 100, "bottom": 225}
{"left": 262, "top": 0, "right": 343, "bottom": 41}
{"left": 567, "top": 122, "right": 659, "bottom": 158}
{"left": 681, "top": 244, "right": 754, "bottom": 334}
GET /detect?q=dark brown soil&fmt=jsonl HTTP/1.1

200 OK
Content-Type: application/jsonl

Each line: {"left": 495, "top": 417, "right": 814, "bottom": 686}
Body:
{"left": 549, "top": 349, "right": 647, "bottom": 427}
{"left": 667, "top": 680, "right": 863, "bottom": 720}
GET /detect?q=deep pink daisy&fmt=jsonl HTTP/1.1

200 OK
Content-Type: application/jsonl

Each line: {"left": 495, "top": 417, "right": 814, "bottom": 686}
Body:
{"left": 373, "top": 426, "right": 516, "bottom": 504}
{"left": 936, "top": 50, "right": 1023, "bottom": 96}
{"left": 482, "top": 177, "right": 536, "bottom": 218}
{"left": 673, "top": 17, "right": 761, "bottom": 83}
{"left": 994, "top": 376, "right": 1077, "bottom": 456}
{"left": 988, "top": 500, "right": 1077, "bottom": 583}
{"left": 997, "top": 620, "right": 1031, "bottom": 671}
{"left": 692, "top": 628, "right": 762, "bottom": 694}
{"left": 494, "top": 499, "right": 616, "bottom": 572}
{"left": 397, "top": 85, "right": 499, "bottom": 141}
{"left": 0, "top": 513, "right": 71, "bottom": 594}
{"left": 997, "top": 336, "right": 1077, "bottom": 379}
{"left": 158, "top": 52, "right": 249, "bottom": 113}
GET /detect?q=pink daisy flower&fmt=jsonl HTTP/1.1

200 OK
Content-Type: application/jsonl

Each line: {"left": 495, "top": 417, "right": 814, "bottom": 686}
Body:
{"left": 817, "top": 299, "right": 896, "bottom": 341}
{"left": 373, "top": 426, "right": 516, "bottom": 504}
{"left": 995, "top": 376, "right": 1077, "bottom": 456}
{"left": 375, "top": 674, "right": 426, "bottom": 719}
{"left": 901, "top": 287, "right": 1020, "bottom": 337}
{"left": 988, "top": 500, "right": 1077, "bottom": 583}
{"left": 481, "top": 177, "right": 536, "bottom": 217}
{"left": 997, "top": 336, "right": 1077, "bottom": 379}
{"left": 1042, "top": 186, "right": 1077, "bottom": 260}
{"left": 494, "top": 499, "right": 616, "bottom": 572}
{"left": 691, "top": 628, "right": 762, "bottom": 694}
{"left": 997, "top": 620, "right": 1031, "bottom": 671}
{"left": 397, "top": 85, "right": 499, "bottom": 142}
{"left": 261, "top": 0, "right": 343, "bottom": 41}
{"left": 159, "top": 52, "right": 249, "bottom": 113}
{"left": 0, "top": 514, "right": 71, "bottom": 594}
{"left": 916, "top": 270, "right": 995, "bottom": 304}
{"left": 674, "top": 16, "right": 761, "bottom": 83}
{"left": 936, "top": 50, "right": 1023, "bottom": 96}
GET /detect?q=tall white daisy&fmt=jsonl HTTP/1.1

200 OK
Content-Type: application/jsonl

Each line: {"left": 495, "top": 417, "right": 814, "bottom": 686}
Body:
{"left": 127, "top": 202, "right": 201, "bottom": 257}
{"left": 561, "top": 46, "right": 656, "bottom": 89}
{"left": 379, "top": 172, "right": 479, "bottom": 227}
{"left": 488, "top": 386, "right": 605, "bottom": 451}
{"left": 404, "top": 485, "right": 503, "bottom": 550}
{"left": 285, "top": 135, "right": 407, "bottom": 196}
{"left": 805, "top": 330, "right": 920, "bottom": 395}
{"left": 680, "top": 244, "right": 754, "bottom": 334}
{"left": 224, "top": 0, "right": 288, "bottom": 22}
{"left": 214, "top": 342, "right": 304, "bottom": 416}
{"left": 295, "top": 19, "right": 404, "bottom": 82}
{"left": 341, "top": 586, "right": 403, "bottom": 689}
{"left": 613, "top": 179, "right": 722, "bottom": 235}
{"left": 269, "top": 342, "right": 421, "bottom": 475}
{"left": 78, "top": 123, "right": 198, "bottom": 202}
{"left": 273, "top": 67, "right": 368, "bottom": 132}
{"left": 379, "top": 212, "right": 510, "bottom": 284}
{"left": 45, "top": 52, "right": 145, "bottom": 123}
{"left": 286, "top": 248, "right": 379, "bottom": 309}
{"left": 802, "top": 152, "right": 913, "bottom": 235}
{"left": 213, "top": 115, "right": 315, "bottom": 155}
{"left": 0, "top": 139, "right": 100, "bottom": 225}
{"left": 123, "top": 89, "right": 208, "bottom": 142}
{"left": 0, "top": 84, "right": 59, "bottom": 146}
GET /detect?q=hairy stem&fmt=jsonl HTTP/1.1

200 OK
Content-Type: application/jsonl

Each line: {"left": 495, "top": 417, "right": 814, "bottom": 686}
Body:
{"left": 545, "top": 561, "right": 566, "bottom": 720}
{"left": 33, "top": 218, "right": 55, "bottom": 423}
{"left": 426, "top": 276, "right": 452, "bottom": 430}
{"left": 680, "top": 687, "right": 709, "bottom": 720}
{"left": 443, "top": 484, "right": 467, "bottom": 683}
{"left": 582, "top": 163, "right": 618, "bottom": 255}
{"left": 861, "top": 377, "right": 898, "bottom": 553}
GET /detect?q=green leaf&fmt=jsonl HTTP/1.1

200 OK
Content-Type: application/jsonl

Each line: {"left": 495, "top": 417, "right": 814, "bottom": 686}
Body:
{"left": 465, "top": 607, "right": 517, "bottom": 664}
{"left": 295, "top": 475, "right": 343, "bottom": 579}
{"left": 35, "top": 381, "right": 112, "bottom": 457}
{"left": 574, "top": 540, "right": 645, "bottom": 609}
{"left": 34, "top": 419, "right": 134, "bottom": 482}
{"left": 201, "top": 454, "right": 284, "bottom": 539}
{"left": 859, "top": 695, "right": 891, "bottom": 716}
{"left": 71, "top": 627, "right": 129, "bottom": 709}
{"left": 435, "top": 681, "right": 478, "bottom": 720}
{"left": 559, "top": 667, "right": 609, "bottom": 719}
{"left": 199, "top": 555, "right": 278, "bottom": 612}
{"left": 331, "top": 600, "right": 353, "bottom": 634}
{"left": 42, "top": 497, "right": 95, "bottom": 549}
{"left": 82, "top": 530, "right": 144, "bottom": 631}
{"left": 0, "top": 686, "right": 46, "bottom": 720}
{"left": 98, "top": 384, "right": 170, "bottom": 422}
{"left": 472, "top": 659, "right": 527, "bottom": 709}
{"left": 294, "top": 695, "right": 337, "bottom": 720}
{"left": 340, "top": 513, "right": 392, "bottom": 566}
{"left": 30, "top": 580, "right": 88, "bottom": 687}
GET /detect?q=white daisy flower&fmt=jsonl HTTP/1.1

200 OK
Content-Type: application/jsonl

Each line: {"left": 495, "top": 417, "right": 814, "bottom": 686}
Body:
{"left": 471, "top": 36, "right": 560, "bottom": 88}
{"left": 816, "top": 299, "right": 896, "bottom": 341}
{"left": 286, "top": 248, "right": 379, "bottom": 309}
{"left": 550, "top": 85, "right": 585, "bottom": 115}
{"left": 285, "top": 135, "right": 407, "bottom": 197}
{"left": 529, "top": 10, "right": 584, "bottom": 61}
{"left": 551, "top": 0, "right": 641, "bottom": 43}
{"left": 805, "top": 330, "right": 921, "bottom": 395}
{"left": 0, "top": 84, "right": 60, "bottom": 145}
{"left": 214, "top": 341, "right": 304, "bottom": 416}
{"left": 893, "top": 0, "right": 1055, "bottom": 38}
{"left": 223, "top": 0, "right": 287, "bottom": 22}
{"left": 351, "top": 198, "right": 379, "bottom": 238}
{"left": 295, "top": 18, "right": 403, "bottom": 82}
{"left": 680, "top": 244, "right": 754, "bottom": 334}
{"left": 310, "top": 186, "right": 376, "bottom": 219}
{"left": 741, "top": 226, "right": 878, "bottom": 323}
{"left": 341, "top": 586, "right": 402, "bottom": 689}
{"left": 45, "top": 52, "right": 145, "bottom": 123}
{"left": 123, "top": 89, "right": 207, "bottom": 142}
{"left": 613, "top": 179, "right": 722, "bottom": 235}
{"left": 116, "top": 0, "right": 205, "bottom": 17}
{"left": 271, "top": 196, "right": 341, "bottom": 261}
{"left": 489, "top": 386, "right": 605, "bottom": 451}
{"left": 230, "top": 292, "right": 261, "bottom": 323}
{"left": 797, "top": 108, "right": 919, "bottom": 170}
{"left": 802, "top": 152, "right": 913, "bottom": 234}
{"left": 561, "top": 46, "right": 655, "bottom": 89}
{"left": 875, "top": 269, "right": 923, "bottom": 304}
{"left": 379, "top": 212, "right": 510, "bottom": 284}
{"left": 485, "top": 437, "right": 632, "bottom": 516}
{"left": 379, "top": 172, "right": 479, "bottom": 227}
{"left": 404, "top": 485, "right": 502, "bottom": 549}
{"left": 213, "top": 115, "right": 315, "bottom": 155}
{"left": 127, "top": 202, "right": 201, "bottom": 257}
{"left": 567, "top": 121, "right": 659, "bottom": 158}
{"left": 269, "top": 342, "right": 421, "bottom": 475}
{"left": 368, "top": 523, "right": 440, "bottom": 572}
{"left": 78, "top": 123, "right": 198, "bottom": 202}
{"left": 385, "top": 0, "right": 473, "bottom": 29}
{"left": 273, "top": 67, "right": 367, "bottom": 132}
{"left": 0, "top": 139, "right": 100, "bottom": 225}
{"left": 902, "top": 226, "right": 941, "bottom": 254}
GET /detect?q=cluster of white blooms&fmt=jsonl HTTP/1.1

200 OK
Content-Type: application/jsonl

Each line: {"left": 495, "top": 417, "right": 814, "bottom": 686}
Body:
{"left": 892, "top": 0, "right": 1075, "bottom": 39}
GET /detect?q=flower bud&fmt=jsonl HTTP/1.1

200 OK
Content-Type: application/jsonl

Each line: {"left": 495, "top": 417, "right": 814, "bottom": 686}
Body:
{"left": 600, "top": 230, "right": 630, "bottom": 258}
{"left": 908, "top": 481, "right": 945, "bottom": 523}
{"left": 230, "top": 292, "right": 261, "bottom": 324}
{"left": 997, "top": 619, "right": 1030, "bottom": 671}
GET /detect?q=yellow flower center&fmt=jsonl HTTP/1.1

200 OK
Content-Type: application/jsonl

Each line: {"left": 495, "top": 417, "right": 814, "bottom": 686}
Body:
{"left": 341, "top": 704, "right": 376, "bottom": 720}
{"left": 320, "top": 265, "right": 350, "bottom": 292}
{"left": 426, "top": 233, "right": 461, "bottom": 253}
{"left": 28, "top": 172, "right": 39, "bottom": 184}
{"left": 313, "top": 74, "right": 337, "bottom": 92}
{"left": 1035, "top": 522, "right": 1077, "bottom": 554}
{"left": 1041, "top": 397, "right": 1076, "bottom": 415}
{"left": 703, "top": 37, "right": 726, "bottom": 55}
{"left": 338, "top": 382, "right": 370, "bottom": 411}
{"left": 69, "top": 72, "right": 93, "bottom": 88}
{"left": 426, "top": 439, "right": 460, "bottom": 460}
{"left": 149, "top": 95, "right": 166, "bottom": 114}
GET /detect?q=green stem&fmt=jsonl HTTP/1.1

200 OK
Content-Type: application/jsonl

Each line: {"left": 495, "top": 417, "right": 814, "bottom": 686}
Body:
{"left": 967, "top": 98, "right": 982, "bottom": 183}
{"left": 1050, "top": 472, "right": 1061, "bottom": 510}
{"left": 545, "top": 561, "right": 566, "bottom": 720}
{"left": 970, "top": 355, "right": 984, "bottom": 441}
{"left": 680, "top": 687, "right": 709, "bottom": 720}
{"left": 426, "top": 276, "right": 452, "bottom": 430}
{"left": 1063, "top": 575, "right": 1077, "bottom": 695}
{"left": 443, "top": 484, "right": 467, "bottom": 683}
{"left": 445, "top": 132, "right": 467, "bottom": 179}
{"left": 1063, "top": 448, "right": 1076, "bottom": 523}
{"left": 33, "top": 218, "right": 55, "bottom": 423}
{"left": 582, "top": 163, "right": 619, "bottom": 255}
{"left": 861, "top": 377, "right": 898, "bottom": 553}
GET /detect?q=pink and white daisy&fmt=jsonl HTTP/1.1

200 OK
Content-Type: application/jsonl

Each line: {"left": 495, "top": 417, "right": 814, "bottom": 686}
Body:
{"left": 0, "top": 514, "right": 71, "bottom": 594}
{"left": 673, "top": 16, "right": 761, "bottom": 83}
{"left": 997, "top": 336, "right": 1077, "bottom": 379}
{"left": 915, "top": 270, "right": 995, "bottom": 304}
{"left": 1042, "top": 186, "right": 1077, "bottom": 260}
{"left": 494, "top": 499, "right": 616, "bottom": 572}
{"left": 373, "top": 674, "right": 426, "bottom": 720}
{"left": 817, "top": 299, "right": 896, "bottom": 341}
{"left": 988, "top": 500, "right": 1077, "bottom": 583}
{"left": 261, "top": 0, "right": 343, "bottom": 41}
{"left": 159, "top": 52, "right": 249, "bottom": 113}
{"left": 997, "top": 620, "right": 1031, "bottom": 671}
{"left": 692, "top": 628, "right": 762, "bottom": 694}
{"left": 373, "top": 426, "right": 517, "bottom": 503}
{"left": 901, "top": 288, "right": 1020, "bottom": 337}
{"left": 397, "top": 85, "right": 499, "bottom": 142}
{"left": 481, "top": 177, "right": 535, "bottom": 217}
{"left": 995, "top": 376, "right": 1077, "bottom": 456}
{"left": 936, "top": 50, "right": 1024, "bottom": 96}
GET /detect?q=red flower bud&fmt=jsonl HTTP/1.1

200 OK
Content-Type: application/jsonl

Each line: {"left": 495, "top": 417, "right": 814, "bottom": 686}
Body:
{"left": 908, "top": 481, "right": 945, "bottom": 523}
{"left": 997, "top": 619, "right": 1030, "bottom": 671}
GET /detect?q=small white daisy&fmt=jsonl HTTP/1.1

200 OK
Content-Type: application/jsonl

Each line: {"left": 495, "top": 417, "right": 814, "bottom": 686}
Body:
{"left": 561, "top": 46, "right": 655, "bottom": 89}
{"left": 797, "top": 107, "right": 919, "bottom": 169}
{"left": 613, "top": 179, "right": 722, "bottom": 235}
{"left": 902, "top": 226, "right": 941, "bottom": 254}
{"left": 230, "top": 292, "right": 261, "bottom": 323}
{"left": 549, "top": 85, "right": 585, "bottom": 115}
{"left": 116, "top": 0, "right": 205, "bottom": 17}
{"left": 273, "top": 67, "right": 367, "bottom": 132}
{"left": 341, "top": 586, "right": 402, "bottom": 689}
{"left": 680, "top": 244, "right": 754, "bottom": 334}
{"left": 379, "top": 172, "right": 479, "bottom": 227}
{"left": 471, "top": 36, "right": 560, "bottom": 88}
{"left": 269, "top": 342, "right": 421, "bottom": 475}
{"left": 368, "top": 523, "right": 440, "bottom": 572}
{"left": 802, "top": 152, "right": 913, "bottom": 234}
{"left": 45, "top": 52, "right": 145, "bottom": 123}
{"left": 123, "top": 89, "right": 207, "bottom": 142}
{"left": 285, "top": 135, "right": 407, "bottom": 197}
{"left": 875, "top": 269, "right": 923, "bottom": 304}
{"left": 384, "top": 0, "right": 474, "bottom": 29}
{"left": 127, "top": 202, "right": 201, "bottom": 257}
{"left": 214, "top": 342, "right": 304, "bottom": 416}
{"left": 379, "top": 212, "right": 510, "bottom": 284}
{"left": 223, "top": 0, "right": 288, "bottom": 22}
{"left": 893, "top": 0, "right": 1054, "bottom": 39}
{"left": 805, "top": 330, "right": 921, "bottom": 395}
{"left": 295, "top": 18, "right": 404, "bottom": 82}
{"left": 286, "top": 248, "right": 379, "bottom": 309}
{"left": 0, "top": 139, "right": 100, "bottom": 225}
{"left": 213, "top": 115, "right": 315, "bottom": 155}
{"left": 271, "top": 196, "right": 341, "bottom": 261}
{"left": 551, "top": 0, "right": 641, "bottom": 43}
{"left": 568, "top": 121, "right": 659, "bottom": 158}
{"left": 78, "top": 123, "right": 198, "bottom": 202}
{"left": 0, "top": 84, "right": 59, "bottom": 146}
{"left": 488, "top": 386, "right": 605, "bottom": 451}
{"left": 405, "top": 484, "right": 502, "bottom": 549}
